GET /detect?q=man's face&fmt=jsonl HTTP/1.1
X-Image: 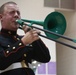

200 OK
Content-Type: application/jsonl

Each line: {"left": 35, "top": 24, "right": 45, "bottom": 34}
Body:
{"left": 1, "top": 4, "right": 21, "bottom": 31}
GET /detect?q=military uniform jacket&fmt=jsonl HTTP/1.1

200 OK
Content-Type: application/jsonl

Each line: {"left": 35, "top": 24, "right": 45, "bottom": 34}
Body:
{"left": 0, "top": 28, "right": 51, "bottom": 75}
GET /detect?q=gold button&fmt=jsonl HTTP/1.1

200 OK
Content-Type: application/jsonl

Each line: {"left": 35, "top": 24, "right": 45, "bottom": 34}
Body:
{"left": 30, "top": 44, "right": 32, "bottom": 47}
{"left": 14, "top": 36, "right": 16, "bottom": 38}
{"left": 6, "top": 51, "right": 9, "bottom": 53}
{"left": 8, "top": 45, "right": 10, "bottom": 47}
{"left": 8, "top": 31, "right": 11, "bottom": 34}
{"left": 24, "top": 54, "right": 26, "bottom": 57}
{"left": 19, "top": 43, "right": 22, "bottom": 46}
{"left": 17, "top": 38, "right": 20, "bottom": 40}
{"left": 13, "top": 47, "right": 16, "bottom": 49}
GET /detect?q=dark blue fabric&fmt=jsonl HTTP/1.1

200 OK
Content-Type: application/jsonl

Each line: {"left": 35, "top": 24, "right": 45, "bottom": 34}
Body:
{"left": 0, "top": 68, "right": 35, "bottom": 75}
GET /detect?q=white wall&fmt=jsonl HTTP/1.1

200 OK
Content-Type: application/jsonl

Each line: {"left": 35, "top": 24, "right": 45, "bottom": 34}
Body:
{"left": 56, "top": 10, "right": 76, "bottom": 75}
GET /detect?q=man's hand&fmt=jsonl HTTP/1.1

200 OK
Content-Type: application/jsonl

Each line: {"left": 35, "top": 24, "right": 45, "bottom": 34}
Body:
{"left": 21, "top": 25, "right": 40, "bottom": 45}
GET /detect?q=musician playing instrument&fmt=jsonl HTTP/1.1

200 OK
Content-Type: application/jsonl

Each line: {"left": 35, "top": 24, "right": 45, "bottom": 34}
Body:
{"left": 0, "top": 1, "right": 51, "bottom": 75}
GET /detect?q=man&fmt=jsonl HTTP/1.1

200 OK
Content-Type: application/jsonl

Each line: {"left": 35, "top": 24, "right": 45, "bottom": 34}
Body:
{"left": 0, "top": 1, "right": 51, "bottom": 75}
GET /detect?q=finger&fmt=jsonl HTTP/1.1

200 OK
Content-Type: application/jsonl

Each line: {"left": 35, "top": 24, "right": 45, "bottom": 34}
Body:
{"left": 32, "top": 29, "right": 41, "bottom": 35}
{"left": 23, "top": 26, "right": 32, "bottom": 33}
{"left": 26, "top": 27, "right": 32, "bottom": 32}
{"left": 22, "top": 25, "right": 26, "bottom": 29}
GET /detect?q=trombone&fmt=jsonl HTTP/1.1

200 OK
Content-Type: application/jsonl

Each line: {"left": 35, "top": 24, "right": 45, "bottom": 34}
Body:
{"left": 16, "top": 12, "right": 76, "bottom": 49}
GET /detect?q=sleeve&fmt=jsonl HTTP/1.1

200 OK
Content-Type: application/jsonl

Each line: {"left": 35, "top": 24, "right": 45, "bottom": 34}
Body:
{"left": 28, "top": 39, "right": 51, "bottom": 63}
{"left": 0, "top": 40, "right": 27, "bottom": 70}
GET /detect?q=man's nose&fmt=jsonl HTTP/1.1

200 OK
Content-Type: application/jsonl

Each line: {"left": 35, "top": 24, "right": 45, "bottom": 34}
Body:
{"left": 14, "top": 12, "right": 19, "bottom": 18}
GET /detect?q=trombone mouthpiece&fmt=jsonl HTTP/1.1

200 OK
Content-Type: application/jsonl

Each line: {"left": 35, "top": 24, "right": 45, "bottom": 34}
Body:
{"left": 16, "top": 19, "right": 24, "bottom": 26}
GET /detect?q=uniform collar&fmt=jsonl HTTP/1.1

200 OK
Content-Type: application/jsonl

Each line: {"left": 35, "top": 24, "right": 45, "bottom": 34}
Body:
{"left": 0, "top": 28, "right": 17, "bottom": 35}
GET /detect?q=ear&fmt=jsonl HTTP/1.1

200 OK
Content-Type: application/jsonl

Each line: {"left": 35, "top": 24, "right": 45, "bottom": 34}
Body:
{"left": 0, "top": 14, "right": 3, "bottom": 20}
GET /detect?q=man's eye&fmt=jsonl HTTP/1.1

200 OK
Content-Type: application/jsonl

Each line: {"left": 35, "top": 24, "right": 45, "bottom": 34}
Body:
{"left": 10, "top": 11, "right": 15, "bottom": 14}
{"left": 10, "top": 11, "right": 20, "bottom": 15}
{"left": 17, "top": 11, "right": 20, "bottom": 15}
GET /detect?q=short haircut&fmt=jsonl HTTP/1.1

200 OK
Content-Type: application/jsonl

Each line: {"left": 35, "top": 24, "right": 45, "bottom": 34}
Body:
{"left": 0, "top": 1, "right": 17, "bottom": 14}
